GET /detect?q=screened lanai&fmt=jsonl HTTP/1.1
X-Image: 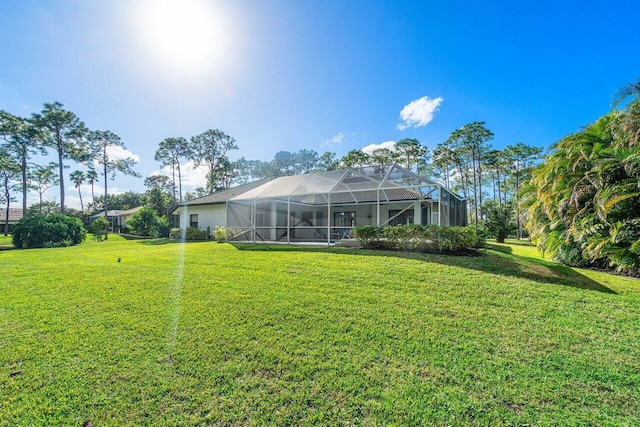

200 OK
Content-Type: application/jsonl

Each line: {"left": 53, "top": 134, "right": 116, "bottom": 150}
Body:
{"left": 226, "top": 164, "right": 466, "bottom": 243}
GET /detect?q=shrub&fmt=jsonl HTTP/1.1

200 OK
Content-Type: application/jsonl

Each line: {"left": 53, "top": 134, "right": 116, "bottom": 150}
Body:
{"left": 91, "top": 216, "right": 110, "bottom": 241}
{"left": 169, "top": 228, "right": 183, "bottom": 239}
{"left": 213, "top": 226, "right": 226, "bottom": 242}
{"left": 126, "top": 207, "right": 163, "bottom": 237}
{"left": 185, "top": 227, "right": 209, "bottom": 240}
{"left": 12, "top": 214, "right": 86, "bottom": 249}
{"left": 353, "top": 224, "right": 484, "bottom": 254}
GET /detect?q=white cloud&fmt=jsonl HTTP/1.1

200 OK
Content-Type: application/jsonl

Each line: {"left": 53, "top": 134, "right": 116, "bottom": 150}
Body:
{"left": 320, "top": 132, "right": 346, "bottom": 148}
{"left": 362, "top": 141, "right": 396, "bottom": 155}
{"left": 397, "top": 96, "right": 443, "bottom": 130}
{"left": 151, "top": 160, "right": 208, "bottom": 190}
{"left": 105, "top": 145, "right": 140, "bottom": 162}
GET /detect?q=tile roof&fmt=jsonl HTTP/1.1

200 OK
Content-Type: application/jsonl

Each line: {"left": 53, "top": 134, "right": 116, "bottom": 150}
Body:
{"left": 173, "top": 179, "right": 270, "bottom": 209}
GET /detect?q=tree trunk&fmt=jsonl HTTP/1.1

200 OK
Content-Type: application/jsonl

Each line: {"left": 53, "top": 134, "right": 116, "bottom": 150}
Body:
{"left": 78, "top": 186, "right": 84, "bottom": 213}
{"left": 171, "top": 160, "right": 177, "bottom": 203}
{"left": 478, "top": 154, "right": 483, "bottom": 222}
{"left": 515, "top": 163, "right": 520, "bottom": 240}
{"left": 58, "top": 149, "right": 65, "bottom": 215}
{"left": 21, "top": 156, "right": 27, "bottom": 217}
{"left": 3, "top": 178, "right": 9, "bottom": 236}
{"left": 472, "top": 154, "right": 478, "bottom": 231}
{"left": 104, "top": 160, "right": 109, "bottom": 239}
{"left": 496, "top": 166, "right": 502, "bottom": 206}
{"left": 3, "top": 199, "right": 9, "bottom": 236}
{"left": 177, "top": 162, "right": 182, "bottom": 202}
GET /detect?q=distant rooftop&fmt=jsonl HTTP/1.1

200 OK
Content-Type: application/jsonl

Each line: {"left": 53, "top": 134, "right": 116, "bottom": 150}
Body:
{"left": 0, "top": 208, "right": 24, "bottom": 222}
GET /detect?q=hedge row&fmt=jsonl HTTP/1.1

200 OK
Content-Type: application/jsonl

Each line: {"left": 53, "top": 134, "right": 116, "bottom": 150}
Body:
{"left": 352, "top": 224, "right": 485, "bottom": 254}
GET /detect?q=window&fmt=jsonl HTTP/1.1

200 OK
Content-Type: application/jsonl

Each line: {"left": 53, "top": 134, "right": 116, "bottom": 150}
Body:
{"left": 190, "top": 214, "right": 198, "bottom": 228}
{"left": 389, "top": 209, "right": 414, "bottom": 226}
{"left": 334, "top": 212, "right": 356, "bottom": 227}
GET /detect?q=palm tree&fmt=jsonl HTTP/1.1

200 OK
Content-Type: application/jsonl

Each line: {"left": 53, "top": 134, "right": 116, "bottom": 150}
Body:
{"left": 612, "top": 77, "right": 640, "bottom": 108}
{"left": 86, "top": 168, "right": 98, "bottom": 208}
{"left": 522, "top": 108, "right": 640, "bottom": 273}
{"left": 69, "top": 170, "right": 86, "bottom": 213}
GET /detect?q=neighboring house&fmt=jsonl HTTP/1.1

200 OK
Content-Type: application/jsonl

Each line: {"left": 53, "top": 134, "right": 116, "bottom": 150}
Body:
{"left": 0, "top": 208, "right": 24, "bottom": 233}
{"left": 90, "top": 209, "right": 126, "bottom": 232}
{"left": 118, "top": 206, "right": 144, "bottom": 230}
{"left": 173, "top": 164, "right": 466, "bottom": 244}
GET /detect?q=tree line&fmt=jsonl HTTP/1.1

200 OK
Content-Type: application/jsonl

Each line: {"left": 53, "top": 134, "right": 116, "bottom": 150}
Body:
{"left": 1, "top": 102, "right": 141, "bottom": 234}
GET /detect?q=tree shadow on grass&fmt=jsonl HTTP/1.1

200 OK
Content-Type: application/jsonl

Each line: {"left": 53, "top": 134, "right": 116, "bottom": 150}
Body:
{"left": 230, "top": 243, "right": 617, "bottom": 294}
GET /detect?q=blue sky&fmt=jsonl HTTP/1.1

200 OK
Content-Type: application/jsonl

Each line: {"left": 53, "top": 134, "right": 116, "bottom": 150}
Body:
{"left": 1, "top": 0, "right": 639, "bottom": 208}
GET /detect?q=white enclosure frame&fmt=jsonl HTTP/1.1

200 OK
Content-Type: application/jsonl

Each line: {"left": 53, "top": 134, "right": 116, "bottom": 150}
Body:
{"left": 226, "top": 164, "right": 466, "bottom": 243}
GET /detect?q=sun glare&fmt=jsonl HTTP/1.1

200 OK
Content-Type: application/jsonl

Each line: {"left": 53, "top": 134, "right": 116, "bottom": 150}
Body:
{"left": 133, "top": 0, "right": 229, "bottom": 77}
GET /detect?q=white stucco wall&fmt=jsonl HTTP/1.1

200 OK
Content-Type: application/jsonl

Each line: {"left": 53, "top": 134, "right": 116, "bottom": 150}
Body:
{"left": 174, "top": 204, "right": 227, "bottom": 232}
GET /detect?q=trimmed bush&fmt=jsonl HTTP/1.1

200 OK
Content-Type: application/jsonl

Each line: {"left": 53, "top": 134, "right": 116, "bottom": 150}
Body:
{"left": 185, "top": 227, "right": 209, "bottom": 240}
{"left": 12, "top": 214, "right": 86, "bottom": 249}
{"left": 353, "top": 224, "right": 485, "bottom": 254}
{"left": 169, "top": 227, "right": 210, "bottom": 240}
{"left": 213, "top": 226, "right": 226, "bottom": 242}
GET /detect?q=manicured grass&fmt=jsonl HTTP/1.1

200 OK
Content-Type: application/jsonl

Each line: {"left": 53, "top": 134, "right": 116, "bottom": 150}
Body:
{"left": 0, "top": 235, "right": 13, "bottom": 249}
{"left": 1, "top": 237, "right": 639, "bottom": 425}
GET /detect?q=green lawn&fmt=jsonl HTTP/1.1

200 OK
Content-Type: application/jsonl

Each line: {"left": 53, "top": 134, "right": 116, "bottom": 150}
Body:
{"left": 0, "top": 235, "right": 13, "bottom": 250}
{"left": 1, "top": 237, "right": 638, "bottom": 426}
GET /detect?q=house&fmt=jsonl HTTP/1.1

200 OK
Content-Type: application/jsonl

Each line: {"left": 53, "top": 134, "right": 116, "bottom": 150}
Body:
{"left": 172, "top": 164, "right": 466, "bottom": 243}
{"left": 118, "top": 206, "right": 144, "bottom": 231}
{"left": 90, "top": 207, "right": 143, "bottom": 232}
{"left": 171, "top": 179, "right": 269, "bottom": 233}
{"left": 0, "top": 208, "right": 24, "bottom": 233}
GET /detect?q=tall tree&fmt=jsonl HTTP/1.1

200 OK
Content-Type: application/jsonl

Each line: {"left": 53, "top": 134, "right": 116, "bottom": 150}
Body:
{"left": 155, "top": 137, "right": 189, "bottom": 203}
{"left": 87, "top": 130, "right": 140, "bottom": 235}
{"left": 446, "top": 122, "right": 494, "bottom": 229}
{"left": 0, "top": 111, "right": 46, "bottom": 216}
{"left": 86, "top": 168, "right": 98, "bottom": 208}
{"left": 89, "top": 191, "right": 143, "bottom": 212}
{"left": 340, "top": 150, "right": 371, "bottom": 168}
{"left": 272, "top": 151, "right": 296, "bottom": 176}
{"left": 31, "top": 102, "right": 87, "bottom": 214}
{"left": 395, "top": 138, "right": 428, "bottom": 170}
{"left": 143, "top": 175, "right": 174, "bottom": 218}
{"left": 431, "top": 143, "right": 457, "bottom": 189}
{"left": 0, "top": 147, "right": 20, "bottom": 236}
{"left": 318, "top": 152, "right": 339, "bottom": 171}
{"left": 370, "top": 148, "right": 398, "bottom": 166}
{"left": 69, "top": 170, "right": 86, "bottom": 213}
{"left": 505, "top": 142, "right": 542, "bottom": 239}
{"left": 30, "top": 163, "right": 59, "bottom": 213}
{"left": 190, "top": 129, "right": 238, "bottom": 194}
{"left": 296, "top": 149, "right": 320, "bottom": 174}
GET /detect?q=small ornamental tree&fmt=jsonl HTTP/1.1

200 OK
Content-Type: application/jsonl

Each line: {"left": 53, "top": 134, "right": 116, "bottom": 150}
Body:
{"left": 12, "top": 214, "right": 86, "bottom": 248}
{"left": 484, "top": 201, "right": 516, "bottom": 243}
{"left": 91, "top": 216, "right": 110, "bottom": 241}
{"left": 125, "top": 207, "right": 163, "bottom": 237}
